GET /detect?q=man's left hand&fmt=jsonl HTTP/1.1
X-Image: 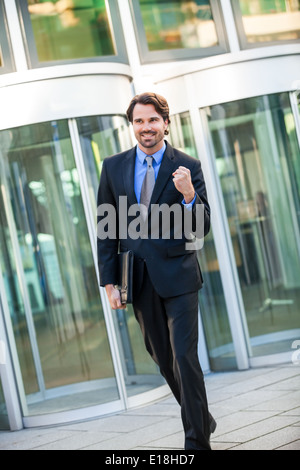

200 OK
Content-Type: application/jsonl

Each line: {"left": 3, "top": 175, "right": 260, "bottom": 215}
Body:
{"left": 172, "top": 166, "right": 195, "bottom": 204}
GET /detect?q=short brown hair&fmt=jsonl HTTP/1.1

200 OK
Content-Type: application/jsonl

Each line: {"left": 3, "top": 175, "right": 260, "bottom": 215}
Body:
{"left": 126, "top": 92, "right": 171, "bottom": 135}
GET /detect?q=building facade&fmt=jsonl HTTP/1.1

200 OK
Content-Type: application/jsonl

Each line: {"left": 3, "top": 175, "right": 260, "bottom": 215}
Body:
{"left": 0, "top": 0, "right": 299, "bottom": 431}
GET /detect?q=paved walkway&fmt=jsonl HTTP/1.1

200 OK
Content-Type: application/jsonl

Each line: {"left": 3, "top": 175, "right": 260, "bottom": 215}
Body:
{"left": 0, "top": 364, "right": 299, "bottom": 450}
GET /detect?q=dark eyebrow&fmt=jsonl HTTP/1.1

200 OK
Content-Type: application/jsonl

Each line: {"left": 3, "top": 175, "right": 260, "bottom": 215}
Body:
{"left": 133, "top": 116, "right": 160, "bottom": 122}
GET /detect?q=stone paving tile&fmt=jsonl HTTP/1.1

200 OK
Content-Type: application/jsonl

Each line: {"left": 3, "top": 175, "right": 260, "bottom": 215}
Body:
{"left": 263, "top": 375, "right": 300, "bottom": 391}
{"left": 281, "top": 407, "right": 300, "bottom": 417}
{"left": 0, "top": 429, "right": 80, "bottom": 450}
{"left": 211, "top": 441, "right": 238, "bottom": 450}
{"left": 82, "top": 417, "right": 183, "bottom": 450}
{"left": 33, "top": 431, "right": 121, "bottom": 451}
{"left": 56, "top": 413, "right": 166, "bottom": 434}
{"left": 120, "top": 402, "right": 180, "bottom": 418}
{"left": 277, "top": 440, "right": 300, "bottom": 450}
{"left": 214, "top": 415, "right": 300, "bottom": 443}
{"left": 245, "top": 390, "right": 300, "bottom": 412}
{"left": 137, "top": 430, "right": 184, "bottom": 450}
{"left": 211, "top": 389, "right": 289, "bottom": 412}
{"left": 230, "top": 426, "right": 300, "bottom": 450}
{"left": 213, "top": 410, "right": 277, "bottom": 438}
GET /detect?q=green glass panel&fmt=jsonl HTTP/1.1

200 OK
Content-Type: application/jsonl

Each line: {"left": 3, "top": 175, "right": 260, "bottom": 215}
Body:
{"left": 237, "top": 0, "right": 300, "bottom": 43}
{"left": 169, "top": 112, "right": 237, "bottom": 370}
{"left": 138, "top": 0, "right": 218, "bottom": 51}
{"left": 27, "top": 0, "right": 115, "bottom": 62}
{"left": 207, "top": 93, "right": 300, "bottom": 357}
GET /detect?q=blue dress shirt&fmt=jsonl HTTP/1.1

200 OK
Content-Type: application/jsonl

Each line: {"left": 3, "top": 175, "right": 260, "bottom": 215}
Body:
{"left": 134, "top": 142, "right": 196, "bottom": 208}
{"left": 134, "top": 143, "right": 166, "bottom": 204}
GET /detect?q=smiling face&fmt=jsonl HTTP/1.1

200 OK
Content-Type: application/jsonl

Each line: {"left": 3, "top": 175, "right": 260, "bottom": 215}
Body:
{"left": 132, "top": 103, "right": 169, "bottom": 155}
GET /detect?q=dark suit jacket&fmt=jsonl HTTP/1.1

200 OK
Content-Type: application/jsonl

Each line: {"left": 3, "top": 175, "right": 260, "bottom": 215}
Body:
{"left": 97, "top": 141, "right": 210, "bottom": 299}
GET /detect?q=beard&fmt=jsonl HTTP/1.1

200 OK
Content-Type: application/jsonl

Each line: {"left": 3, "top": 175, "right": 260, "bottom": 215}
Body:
{"left": 135, "top": 130, "right": 165, "bottom": 150}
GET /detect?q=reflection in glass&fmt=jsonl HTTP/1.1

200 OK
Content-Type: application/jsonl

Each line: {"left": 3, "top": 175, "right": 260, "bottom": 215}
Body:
{"left": 27, "top": 0, "right": 116, "bottom": 62}
{"left": 207, "top": 93, "right": 300, "bottom": 357}
{"left": 169, "top": 112, "right": 237, "bottom": 370}
{"left": 237, "top": 0, "right": 300, "bottom": 43}
{"left": 138, "top": 0, "right": 218, "bottom": 51}
{"left": 76, "top": 115, "right": 165, "bottom": 393}
{"left": 77, "top": 116, "right": 133, "bottom": 216}
{"left": 169, "top": 112, "right": 197, "bottom": 159}
{"left": 0, "top": 378, "right": 9, "bottom": 430}
{"left": 0, "top": 121, "right": 119, "bottom": 415}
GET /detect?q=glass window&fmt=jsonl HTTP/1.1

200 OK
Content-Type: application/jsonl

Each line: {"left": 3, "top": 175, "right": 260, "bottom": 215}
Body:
{"left": 18, "top": 0, "right": 127, "bottom": 66}
{"left": 169, "top": 112, "right": 198, "bottom": 159}
{"left": 0, "top": 120, "right": 120, "bottom": 416}
{"left": 0, "top": 1, "right": 15, "bottom": 74}
{"left": 206, "top": 93, "right": 300, "bottom": 358}
{"left": 169, "top": 112, "right": 237, "bottom": 370}
{"left": 76, "top": 115, "right": 166, "bottom": 394}
{"left": 232, "top": 0, "right": 300, "bottom": 47}
{"left": 131, "top": 0, "right": 228, "bottom": 63}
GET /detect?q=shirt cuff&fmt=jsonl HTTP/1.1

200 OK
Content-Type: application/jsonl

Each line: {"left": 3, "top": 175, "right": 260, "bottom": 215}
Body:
{"left": 182, "top": 194, "right": 197, "bottom": 210}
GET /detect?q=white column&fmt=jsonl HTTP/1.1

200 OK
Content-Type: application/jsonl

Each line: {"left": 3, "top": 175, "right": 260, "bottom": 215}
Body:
{"left": 219, "top": 0, "right": 241, "bottom": 53}
{"left": 117, "top": 0, "right": 153, "bottom": 93}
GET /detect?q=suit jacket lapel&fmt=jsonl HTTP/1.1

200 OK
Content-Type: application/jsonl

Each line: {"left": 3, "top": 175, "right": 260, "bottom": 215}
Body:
{"left": 150, "top": 142, "right": 177, "bottom": 207}
{"left": 122, "top": 147, "right": 137, "bottom": 206}
{"left": 122, "top": 142, "right": 178, "bottom": 209}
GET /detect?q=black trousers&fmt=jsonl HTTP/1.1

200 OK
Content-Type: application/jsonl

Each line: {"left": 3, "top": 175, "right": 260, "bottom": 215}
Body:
{"left": 132, "top": 264, "right": 211, "bottom": 450}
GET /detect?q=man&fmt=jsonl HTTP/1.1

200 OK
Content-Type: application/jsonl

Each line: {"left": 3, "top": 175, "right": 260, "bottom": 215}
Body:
{"left": 97, "top": 92, "right": 216, "bottom": 450}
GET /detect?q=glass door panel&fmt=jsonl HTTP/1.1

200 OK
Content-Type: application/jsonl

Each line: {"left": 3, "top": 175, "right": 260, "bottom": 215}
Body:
{"left": 206, "top": 93, "right": 300, "bottom": 358}
{"left": 0, "top": 192, "right": 39, "bottom": 396}
{"left": 169, "top": 112, "right": 237, "bottom": 370}
{"left": 76, "top": 115, "right": 165, "bottom": 395}
{"left": 0, "top": 121, "right": 119, "bottom": 416}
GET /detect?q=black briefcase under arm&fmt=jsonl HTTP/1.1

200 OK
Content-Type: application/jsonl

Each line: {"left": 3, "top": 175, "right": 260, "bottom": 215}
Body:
{"left": 117, "top": 251, "right": 134, "bottom": 305}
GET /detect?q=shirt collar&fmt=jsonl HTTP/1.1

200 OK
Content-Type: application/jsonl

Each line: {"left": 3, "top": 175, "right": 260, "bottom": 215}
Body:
{"left": 136, "top": 141, "right": 166, "bottom": 165}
